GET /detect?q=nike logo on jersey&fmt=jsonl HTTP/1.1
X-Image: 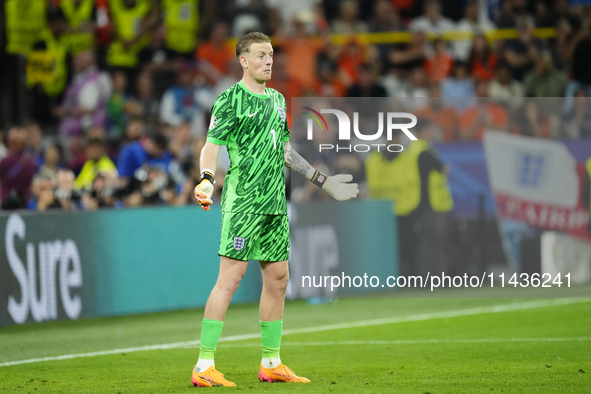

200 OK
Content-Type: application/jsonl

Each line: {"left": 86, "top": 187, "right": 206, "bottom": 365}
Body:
{"left": 248, "top": 111, "right": 260, "bottom": 117}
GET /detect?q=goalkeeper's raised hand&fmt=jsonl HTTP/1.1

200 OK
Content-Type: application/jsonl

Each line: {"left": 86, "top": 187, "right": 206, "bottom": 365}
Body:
{"left": 311, "top": 171, "right": 359, "bottom": 201}
{"left": 194, "top": 171, "right": 215, "bottom": 211}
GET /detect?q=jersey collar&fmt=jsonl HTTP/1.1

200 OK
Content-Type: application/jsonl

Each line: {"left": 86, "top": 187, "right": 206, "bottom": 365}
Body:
{"left": 238, "top": 80, "right": 268, "bottom": 98}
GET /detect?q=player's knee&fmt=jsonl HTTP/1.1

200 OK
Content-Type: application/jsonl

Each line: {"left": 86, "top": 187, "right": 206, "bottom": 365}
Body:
{"left": 216, "top": 271, "right": 244, "bottom": 295}
{"left": 271, "top": 272, "right": 289, "bottom": 292}
{"left": 217, "top": 279, "right": 238, "bottom": 296}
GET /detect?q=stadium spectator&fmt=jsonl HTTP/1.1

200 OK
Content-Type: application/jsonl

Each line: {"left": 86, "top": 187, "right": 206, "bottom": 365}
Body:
{"left": 502, "top": 16, "right": 545, "bottom": 81}
{"left": 161, "top": 0, "right": 199, "bottom": 59}
{"left": 59, "top": 0, "right": 98, "bottom": 56}
{"left": 106, "top": 0, "right": 156, "bottom": 84}
{"left": 127, "top": 71, "right": 160, "bottom": 129}
{"left": 168, "top": 122, "right": 193, "bottom": 167}
{"left": 330, "top": 0, "right": 368, "bottom": 35}
{"left": 96, "top": 171, "right": 119, "bottom": 208}
{"left": 368, "top": 0, "right": 405, "bottom": 64}
{"left": 510, "top": 99, "right": 552, "bottom": 138}
{"left": 380, "top": 65, "right": 407, "bottom": 97}
{"left": 396, "top": 67, "right": 428, "bottom": 110}
{"left": 24, "top": 121, "right": 44, "bottom": 168}
{"left": 365, "top": 120, "right": 452, "bottom": 276}
{"left": 29, "top": 173, "right": 58, "bottom": 211}
{"left": 409, "top": 120, "right": 453, "bottom": 277}
{"left": 2, "top": 0, "right": 47, "bottom": 127}
{"left": 467, "top": 33, "right": 498, "bottom": 81}
{"left": 27, "top": 12, "right": 69, "bottom": 124}
{"left": 390, "top": 0, "right": 420, "bottom": 20}
{"left": 274, "top": 18, "right": 328, "bottom": 90}
{"left": 106, "top": 71, "right": 132, "bottom": 139}
{"left": 455, "top": 1, "right": 495, "bottom": 61}
{"left": 313, "top": 61, "right": 347, "bottom": 97}
{"left": 231, "top": 0, "right": 271, "bottom": 37}
{"left": 440, "top": 61, "right": 476, "bottom": 112}
{"left": 51, "top": 169, "right": 80, "bottom": 210}
{"left": 459, "top": 80, "right": 509, "bottom": 140}
{"left": 117, "top": 133, "right": 174, "bottom": 185}
{"left": 346, "top": 64, "right": 387, "bottom": 98}
{"left": 415, "top": 85, "right": 460, "bottom": 142}
{"left": 555, "top": 18, "right": 574, "bottom": 72}
{"left": 38, "top": 143, "right": 65, "bottom": 181}
{"left": 496, "top": 0, "right": 532, "bottom": 28}
{"left": 387, "top": 31, "right": 427, "bottom": 72}
{"left": 534, "top": 1, "right": 553, "bottom": 28}
{"left": 0, "top": 131, "right": 7, "bottom": 162}
{"left": 263, "top": 0, "right": 319, "bottom": 28}
{"left": 74, "top": 137, "right": 117, "bottom": 190}
{"left": 336, "top": 38, "right": 370, "bottom": 85}
{"left": 565, "top": 12, "right": 591, "bottom": 99}
{"left": 159, "top": 62, "right": 199, "bottom": 129}
{"left": 136, "top": 21, "right": 175, "bottom": 68}
{"left": 0, "top": 126, "right": 36, "bottom": 209}
{"left": 424, "top": 38, "right": 454, "bottom": 84}
{"left": 410, "top": 0, "right": 455, "bottom": 33}
{"left": 57, "top": 50, "right": 111, "bottom": 138}
{"left": 553, "top": 0, "right": 582, "bottom": 32}
{"left": 561, "top": 90, "right": 591, "bottom": 139}
{"left": 523, "top": 51, "right": 567, "bottom": 98}
{"left": 369, "top": 0, "right": 404, "bottom": 33}
{"left": 123, "top": 117, "right": 147, "bottom": 145}
{"left": 196, "top": 22, "right": 234, "bottom": 81}
{"left": 488, "top": 62, "right": 524, "bottom": 109}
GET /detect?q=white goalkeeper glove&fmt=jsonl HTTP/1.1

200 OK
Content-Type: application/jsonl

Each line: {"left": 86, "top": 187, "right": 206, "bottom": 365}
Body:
{"left": 311, "top": 171, "right": 359, "bottom": 201}
{"left": 194, "top": 171, "right": 215, "bottom": 211}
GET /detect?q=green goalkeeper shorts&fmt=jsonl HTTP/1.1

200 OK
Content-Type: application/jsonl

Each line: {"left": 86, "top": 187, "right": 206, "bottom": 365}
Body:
{"left": 218, "top": 212, "right": 290, "bottom": 262}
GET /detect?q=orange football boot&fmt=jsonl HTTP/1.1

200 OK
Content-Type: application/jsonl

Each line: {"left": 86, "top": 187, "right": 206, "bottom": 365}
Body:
{"left": 191, "top": 366, "right": 236, "bottom": 387}
{"left": 258, "top": 363, "right": 311, "bottom": 383}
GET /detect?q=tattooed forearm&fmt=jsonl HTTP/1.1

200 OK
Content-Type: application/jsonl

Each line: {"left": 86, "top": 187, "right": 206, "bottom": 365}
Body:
{"left": 284, "top": 142, "right": 315, "bottom": 180}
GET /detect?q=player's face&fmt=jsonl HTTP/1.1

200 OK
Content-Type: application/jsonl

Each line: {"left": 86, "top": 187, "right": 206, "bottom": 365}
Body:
{"left": 244, "top": 42, "right": 273, "bottom": 83}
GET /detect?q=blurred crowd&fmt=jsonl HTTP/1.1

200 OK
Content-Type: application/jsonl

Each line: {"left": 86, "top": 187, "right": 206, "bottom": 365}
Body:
{"left": 1, "top": 0, "right": 591, "bottom": 211}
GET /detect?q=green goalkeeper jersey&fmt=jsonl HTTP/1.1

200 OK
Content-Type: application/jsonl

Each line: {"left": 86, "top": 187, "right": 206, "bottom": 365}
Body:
{"left": 207, "top": 81, "right": 290, "bottom": 215}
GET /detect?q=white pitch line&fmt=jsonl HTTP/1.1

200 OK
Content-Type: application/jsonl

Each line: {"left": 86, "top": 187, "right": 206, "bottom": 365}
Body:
{"left": 1, "top": 298, "right": 589, "bottom": 367}
{"left": 207, "top": 337, "right": 591, "bottom": 349}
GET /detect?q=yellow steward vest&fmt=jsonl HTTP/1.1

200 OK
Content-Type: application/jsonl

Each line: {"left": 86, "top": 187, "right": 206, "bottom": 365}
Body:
{"left": 74, "top": 156, "right": 117, "bottom": 190}
{"left": 26, "top": 29, "right": 68, "bottom": 97}
{"left": 162, "top": 0, "right": 199, "bottom": 53}
{"left": 107, "top": 0, "right": 151, "bottom": 67}
{"left": 60, "top": 0, "right": 95, "bottom": 55}
{"left": 366, "top": 140, "right": 453, "bottom": 216}
{"left": 5, "top": 0, "right": 47, "bottom": 55}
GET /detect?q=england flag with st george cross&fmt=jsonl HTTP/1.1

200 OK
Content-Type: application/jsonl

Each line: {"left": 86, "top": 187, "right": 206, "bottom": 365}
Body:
{"left": 483, "top": 131, "right": 590, "bottom": 241}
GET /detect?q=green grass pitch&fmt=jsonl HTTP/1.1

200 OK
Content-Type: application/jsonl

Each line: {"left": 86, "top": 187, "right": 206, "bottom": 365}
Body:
{"left": 1, "top": 296, "right": 590, "bottom": 393}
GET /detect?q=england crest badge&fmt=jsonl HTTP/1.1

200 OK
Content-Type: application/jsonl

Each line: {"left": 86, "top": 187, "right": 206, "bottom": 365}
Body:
{"left": 233, "top": 236, "right": 245, "bottom": 251}
{"left": 276, "top": 106, "right": 286, "bottom": 122}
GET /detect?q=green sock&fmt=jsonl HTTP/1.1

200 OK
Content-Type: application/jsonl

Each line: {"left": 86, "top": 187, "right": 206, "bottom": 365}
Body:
{"left": 260, "top": 320, "right": 283, "bottom": 359}
{"left": 199, "top": 318, "right": 223, "bottom": 360}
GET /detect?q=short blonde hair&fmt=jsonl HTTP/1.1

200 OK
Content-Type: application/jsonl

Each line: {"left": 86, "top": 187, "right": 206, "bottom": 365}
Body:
{"left": 235, "top": 32, "right": 271, "bottom": 58}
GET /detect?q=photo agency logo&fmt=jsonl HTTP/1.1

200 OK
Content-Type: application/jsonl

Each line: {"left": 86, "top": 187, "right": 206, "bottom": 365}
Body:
{"left": 303, "top": 107, "right": 418, "bottom": 153}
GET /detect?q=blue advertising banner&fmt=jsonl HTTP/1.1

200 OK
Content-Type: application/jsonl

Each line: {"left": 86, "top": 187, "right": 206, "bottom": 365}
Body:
{"left": 0, "top": 201, "right": 397, "bottom": 326}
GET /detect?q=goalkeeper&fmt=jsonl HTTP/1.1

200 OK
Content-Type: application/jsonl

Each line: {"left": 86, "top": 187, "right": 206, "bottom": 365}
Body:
{"left": 191, "top": 32, "right": 359, "bottom": 387}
